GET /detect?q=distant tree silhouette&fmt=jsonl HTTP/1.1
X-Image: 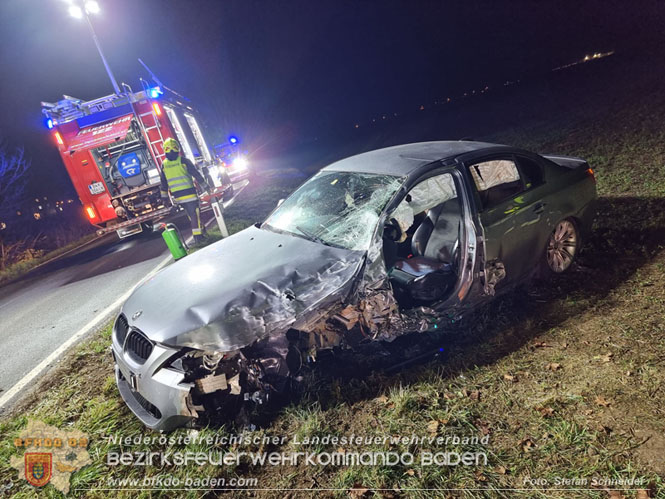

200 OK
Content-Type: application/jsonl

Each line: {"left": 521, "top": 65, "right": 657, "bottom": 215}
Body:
{"left": 0, "top": 141, "right": 31, "bottom": 269}
{"left": 0, "top": 141, "right": 30, "bottom": 226}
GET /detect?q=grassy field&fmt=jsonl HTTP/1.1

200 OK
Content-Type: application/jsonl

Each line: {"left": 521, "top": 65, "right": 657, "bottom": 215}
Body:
{"left": 1, "top": 56, "right": 664, "bottom": 498}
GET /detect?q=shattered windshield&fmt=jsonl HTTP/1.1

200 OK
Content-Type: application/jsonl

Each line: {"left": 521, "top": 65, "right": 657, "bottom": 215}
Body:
{"left": 264, "top": 171, "right": 403, "bottom": 251}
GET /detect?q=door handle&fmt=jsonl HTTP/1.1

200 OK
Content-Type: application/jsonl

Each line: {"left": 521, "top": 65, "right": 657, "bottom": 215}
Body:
{"left": 533, "top": 202, "right": 546, "bottom": 214}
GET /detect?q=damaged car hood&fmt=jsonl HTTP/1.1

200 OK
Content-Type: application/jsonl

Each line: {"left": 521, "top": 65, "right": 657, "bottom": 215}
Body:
{"left": 122, "top": 225, "right": 365, "bottom": 351}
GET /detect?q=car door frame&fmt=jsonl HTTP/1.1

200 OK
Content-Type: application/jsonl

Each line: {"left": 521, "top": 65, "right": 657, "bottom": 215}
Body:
{"left": 380, "top": 162, "right": 480, "bottom": 312}
{"left": 455, "top": 149, "right": 550, "bottom": 291}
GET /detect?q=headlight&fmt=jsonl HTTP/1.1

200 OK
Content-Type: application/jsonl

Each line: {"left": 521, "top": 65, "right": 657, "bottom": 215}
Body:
{"left": 232, "top": 157, "right": 248, "bottom": 171}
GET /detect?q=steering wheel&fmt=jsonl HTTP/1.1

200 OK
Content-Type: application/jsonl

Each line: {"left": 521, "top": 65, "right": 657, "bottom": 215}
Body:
{"left": 383, "top": 218, "right": 404, "bottom": 242}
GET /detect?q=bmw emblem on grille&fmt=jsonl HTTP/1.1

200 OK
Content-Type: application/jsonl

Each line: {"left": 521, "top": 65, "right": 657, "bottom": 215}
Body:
{"left": 132, "top": 310, "right": 143, "bottom": 320}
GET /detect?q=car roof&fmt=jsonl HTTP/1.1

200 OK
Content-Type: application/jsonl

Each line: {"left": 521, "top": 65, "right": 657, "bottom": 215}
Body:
{"left": 321, "top": 141, "right": 514, "bottom": 176}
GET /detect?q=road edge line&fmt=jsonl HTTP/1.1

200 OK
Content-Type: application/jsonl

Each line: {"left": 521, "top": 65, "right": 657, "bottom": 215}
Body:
{"left": 0, "top": 252, "right": 173, "bottom": 412}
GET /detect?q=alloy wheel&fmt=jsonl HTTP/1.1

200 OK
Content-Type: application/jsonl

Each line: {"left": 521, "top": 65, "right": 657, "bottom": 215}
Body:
{"left": 546, "top": 219, "right": 578, "bottom": 273}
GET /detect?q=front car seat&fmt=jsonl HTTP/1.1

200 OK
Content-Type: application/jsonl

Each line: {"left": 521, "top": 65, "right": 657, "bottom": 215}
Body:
{"left": 389, "top": 199, "right": 460, "bottom": 303}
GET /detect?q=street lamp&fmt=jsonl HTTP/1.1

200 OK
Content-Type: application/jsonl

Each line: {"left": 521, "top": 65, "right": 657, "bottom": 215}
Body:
{"left": 63, "top": 0, "right": 121, "bottom": 95}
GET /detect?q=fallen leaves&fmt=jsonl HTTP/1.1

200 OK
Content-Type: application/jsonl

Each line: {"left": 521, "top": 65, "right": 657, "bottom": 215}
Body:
{"left": 349, "top": 484, "right": 370, "bottom": 498}
{"left": 503, "top": 373, "right": 517, "bottom": 382}
{"left": 545, "top": 362, "right": 562, "bottom": 371}
{"left": 595, "top": 395, "right": 612, "bottom": 407}
{"left": 474, "top": 471, "right": 488, "bottom": 482}
{"left": 536, "top": 406, "right": 555, "bottom": 418}
{"left": 602, "top": 352, "right": 614, "bottom": 362}
{"left": 520, "top": 438, "right": 536, "bottom": 452}
{"left": 459, "top": 388, "right": 481, "bottom": 400}
{"left": 477, "top": 421, "right": 492, "bottom": 436}
{"left": 376, "top": 395, "right": 395, "bottom": 409}
{"left": 593, "top": 352, "right": 614, "bottom": 362}
{"left": 426, "top": 420, "right": 439, "bottom": 436}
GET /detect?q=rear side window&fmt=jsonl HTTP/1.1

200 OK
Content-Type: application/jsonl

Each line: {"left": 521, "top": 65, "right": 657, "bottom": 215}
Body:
{"left": 516, "top": 156, "right": 544, "bottom": 189}
{"left": 468, "top": 159, "right": 523, "bottom": 209}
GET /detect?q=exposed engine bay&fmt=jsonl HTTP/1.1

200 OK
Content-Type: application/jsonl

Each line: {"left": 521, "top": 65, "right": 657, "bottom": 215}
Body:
{"left": 173, "top": 299, "right": 451, "bottom": 428}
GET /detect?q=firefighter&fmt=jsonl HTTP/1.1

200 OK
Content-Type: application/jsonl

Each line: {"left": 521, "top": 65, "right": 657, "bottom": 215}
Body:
{"left": 160, "top": 138, "right": 210, "bottom": 243}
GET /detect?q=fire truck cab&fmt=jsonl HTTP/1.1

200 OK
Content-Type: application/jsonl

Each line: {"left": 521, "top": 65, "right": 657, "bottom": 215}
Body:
{"left": 42, "top": 84, "right": 233, "bottom": 238}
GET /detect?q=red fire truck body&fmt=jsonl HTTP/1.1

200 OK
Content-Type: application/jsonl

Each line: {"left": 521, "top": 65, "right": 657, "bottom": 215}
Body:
{"left": 42, "top": 86, "right": 232, "bottom": 238}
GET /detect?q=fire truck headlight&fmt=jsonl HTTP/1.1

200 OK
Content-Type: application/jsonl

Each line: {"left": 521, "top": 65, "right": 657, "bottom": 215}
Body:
{"left": 232, "top": 157, "right": 248, "bottom": 171}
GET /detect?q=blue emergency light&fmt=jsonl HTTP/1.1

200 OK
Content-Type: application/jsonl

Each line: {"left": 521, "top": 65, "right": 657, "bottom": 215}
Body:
{"left": 228, "top": 135, "right": 239, "bottom": 145}
{"left": 46, "top": 118, "right": 54, "bottom": 129}
{"left": 149, "top": 87, "right": 163, "bottom": 99}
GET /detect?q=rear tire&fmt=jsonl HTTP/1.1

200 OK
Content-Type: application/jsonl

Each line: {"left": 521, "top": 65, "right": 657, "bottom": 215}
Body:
{"left": 544, "top": 218, "right": 579, "bottom": 273}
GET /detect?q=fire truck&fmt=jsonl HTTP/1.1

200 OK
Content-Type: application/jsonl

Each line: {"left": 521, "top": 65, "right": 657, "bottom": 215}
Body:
{"left": 41, "top": 82, "right": 234, "bottom": 238}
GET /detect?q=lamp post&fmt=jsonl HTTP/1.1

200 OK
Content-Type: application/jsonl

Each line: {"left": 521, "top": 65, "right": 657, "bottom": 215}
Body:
{"left": 66, "top": 1, "right": 121, "bottom": 95}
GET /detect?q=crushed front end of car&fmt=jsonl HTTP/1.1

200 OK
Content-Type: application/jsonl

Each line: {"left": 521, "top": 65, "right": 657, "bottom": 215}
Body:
{"left": 110, "top": 223, "right": 371, "bottom": 431}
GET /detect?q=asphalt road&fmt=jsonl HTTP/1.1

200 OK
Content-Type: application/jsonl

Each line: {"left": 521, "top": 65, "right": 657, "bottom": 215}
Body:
{"left": 0, "top": 183, "right": 247, "bottom": 403}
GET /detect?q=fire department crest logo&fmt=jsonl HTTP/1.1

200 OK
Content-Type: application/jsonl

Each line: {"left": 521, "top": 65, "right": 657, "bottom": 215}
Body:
{"left": 24, "top": 453, "right": 52, "bottom": 487}
{"left": 10, "top": 420, "right": 91, "bottom": 494}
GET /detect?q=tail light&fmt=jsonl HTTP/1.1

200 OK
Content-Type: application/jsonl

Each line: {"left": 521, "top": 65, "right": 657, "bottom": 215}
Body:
{"left": 54, "top": 132, "right": 64, "bottom": 145}
{"left": 586, "top": 167, "right": 596, "bottom": 183}
{"left": 85, "top": 205, "right": 97, "bottom": 220}
{"left": 152, "top": 102, "right": 162, "bottom": 116}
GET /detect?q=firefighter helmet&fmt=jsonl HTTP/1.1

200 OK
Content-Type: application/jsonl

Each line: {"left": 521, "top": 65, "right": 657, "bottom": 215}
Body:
{"left": 163, "top": 138, "right": 180, "bottom": 153}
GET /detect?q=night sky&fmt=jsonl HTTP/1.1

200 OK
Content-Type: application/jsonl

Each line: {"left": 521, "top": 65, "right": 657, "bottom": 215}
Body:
{"left": 0, "top": 0, "right": 663, "bottom": 198}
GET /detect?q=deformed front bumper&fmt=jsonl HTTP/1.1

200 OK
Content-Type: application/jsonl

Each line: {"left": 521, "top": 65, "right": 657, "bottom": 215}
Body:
{"left": 111, "top": 322, "right": 195, "bottom": 432}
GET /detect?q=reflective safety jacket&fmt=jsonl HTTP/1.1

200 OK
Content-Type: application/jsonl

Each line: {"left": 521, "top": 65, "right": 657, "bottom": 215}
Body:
{"left": 159, "top": 156, "right": 208, "bottom": 203}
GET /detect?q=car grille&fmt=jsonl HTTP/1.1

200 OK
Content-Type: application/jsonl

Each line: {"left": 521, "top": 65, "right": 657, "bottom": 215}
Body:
{"left": 125, "top": 329, "right": 154, "bottom": 364}
{"left": 114, "top": 314, "right": 129, "bottom": 346}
